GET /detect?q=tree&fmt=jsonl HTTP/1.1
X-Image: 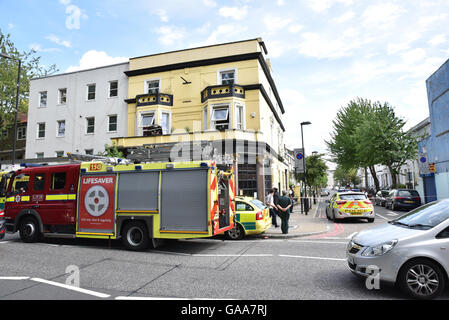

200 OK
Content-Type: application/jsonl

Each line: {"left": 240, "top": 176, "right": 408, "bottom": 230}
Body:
{"left": 296, "top": 153, "right": 328, "bottom": 196}
{"left": 0, "top": 29, "right": 57, "bottom": 128}
{"left": 98, "top": 143, "right": 124, "bottom": 158}
{"left": 355, "top": 101, "right": 417, "bottom": 188}
{"left": 333, "top": 165, "right": 361, "bottom": 188}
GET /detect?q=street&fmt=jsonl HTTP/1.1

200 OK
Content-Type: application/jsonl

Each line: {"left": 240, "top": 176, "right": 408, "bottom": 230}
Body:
{"left": 2, "top": 198, "right": 447, "bottom": 301}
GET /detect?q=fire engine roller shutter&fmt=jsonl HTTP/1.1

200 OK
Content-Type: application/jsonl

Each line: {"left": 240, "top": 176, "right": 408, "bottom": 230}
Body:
{"left": 117, "top": 172, "right": 159, "bottom": 211}
{"left": 160, "top": 169, "right": 208, "bottom": 232}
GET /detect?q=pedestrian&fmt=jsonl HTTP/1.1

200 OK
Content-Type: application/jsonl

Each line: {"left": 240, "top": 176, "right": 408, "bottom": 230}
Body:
{"left": 265, "top": 189, "right": 279, "bottom": 228}
{"left": 288, "top": 185, "right": 295, "bottom": 213}
{"left": 277, "top": 190, "right": 293, "bottom": 234}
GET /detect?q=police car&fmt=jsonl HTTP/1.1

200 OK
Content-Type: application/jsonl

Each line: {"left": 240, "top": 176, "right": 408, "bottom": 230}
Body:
{"left": 325, "top": 192, "right": 375, "bottom": 222}
{"left": 225, "top": 196, "right": 271, "bottom": 240}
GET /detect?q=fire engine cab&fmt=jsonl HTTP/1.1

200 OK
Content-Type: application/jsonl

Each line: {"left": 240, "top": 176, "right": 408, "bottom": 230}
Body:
{"left": 3, "top": 160, "right": 235, "bottom": 250}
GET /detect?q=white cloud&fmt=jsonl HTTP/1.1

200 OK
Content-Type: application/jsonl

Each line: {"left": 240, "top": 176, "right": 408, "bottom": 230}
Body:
{"left": 418, "top": 13, "right": 447, "bottom": 27}
{"left": 203, "top": 0, "right": 217, "bottom": 7}
{"left": 29, "top": 43, "right": 60, "bottom": 53}
{"left": 59, "top": 0, "right": 71, "bottom": 5}
{"left": 277, "top": 0, "right": 285, "bottom": 5}
{"left": 428, "top": 34, "right": 447, "bottom": 46}
{"left": 288, "top": 24, "right": 303, "bottom": 33}
{"left": 361, "top": 3, "right": 405, "bottom": 29}
{"left": 46, "top": 34, "right": 72, "bottom": 48}
{"left": 334, "top": 11, "right": 355, "bottom": 23}
{"left": 7, "top": 23, "right": 14, "bottom": 29}
{"left": 264, "top": 14, "right": 292, "bottom": 32}
{"left": 305, "top": 0, "right": 353, "bottom": 13}
{"left": 190, "top": 24, "right": 247, "bottom": 48}
{"left": 156, "top": 26, "right": 185, "bottom": 46}
{"left": 298, "top": 31, "right": 361, "bottom": 59}
{"left": 218, "top": 6, "right": 248, "bottom": 20}
{"left": 156, "top": 9, "right": 169, "bottom": 22}
{"left": 66, "top": 50, "right": 128, "bottom": 72}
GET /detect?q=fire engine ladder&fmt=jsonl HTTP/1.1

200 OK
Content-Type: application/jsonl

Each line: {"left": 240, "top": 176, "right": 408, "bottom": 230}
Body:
{"left": 67, "top": 152, "right": 130, "bottom": 165}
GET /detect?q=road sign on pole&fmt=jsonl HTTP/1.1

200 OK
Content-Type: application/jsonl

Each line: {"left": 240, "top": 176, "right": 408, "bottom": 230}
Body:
{"left": 294, "top": 148, "right": 305, "bottom": 173}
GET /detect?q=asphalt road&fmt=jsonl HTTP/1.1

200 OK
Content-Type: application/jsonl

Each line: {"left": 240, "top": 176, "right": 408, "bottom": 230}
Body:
{"left": 0, "top": 200, "right": 448, "bottom": 301}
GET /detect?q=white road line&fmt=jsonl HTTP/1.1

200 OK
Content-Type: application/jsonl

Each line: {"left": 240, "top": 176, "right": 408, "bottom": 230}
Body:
{"left": 346, "top": 232, "right": 358, "bottom": 239}
{"left": 289, "top": 240, "right": 347, "bottom": 244}
{"left": 115, "top": 296, "right": 234, "bottom": 300}
{"left": 279, "top": 254, "right": 346, "bottom": 262}
{"left": 192, "top": 254, "right": 273, "bottom": 257}
{"left": 30, "top": 278, "right": 110, "bottom": 299}
{"left": 0, "top": 241, "right": 10, "bottom": 244}
{"left": 376, "top": 213, "right": 389, "bottom": 221}
{"left": 0, "top": 276, "right": 30, "bottom": 280}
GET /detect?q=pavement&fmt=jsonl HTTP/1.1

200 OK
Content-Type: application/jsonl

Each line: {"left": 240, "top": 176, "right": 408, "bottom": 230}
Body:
{"left": 254, "top": 197, "right": 330, "bottom": 239}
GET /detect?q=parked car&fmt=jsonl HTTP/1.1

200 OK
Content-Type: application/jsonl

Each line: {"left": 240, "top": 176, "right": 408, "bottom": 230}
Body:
{"left": 320, "top": 188, "right": 330, "bottom": 197}
{"left": 0, "top": 210, "right": 5, "bottom": 240}
{"left": 385, "top": 189, "right": 421, "bottom": 211}
{"left": 225, "top": 196, "right": 271, "bottom": 240}
{"left": 325, "top": 192, "right": 375, "bottom": 222}
{"left": 375, "top": 190, "right": 390, "bottom": 207}
{"left": 347, "top": 199, "right": 449, "bottom": 299}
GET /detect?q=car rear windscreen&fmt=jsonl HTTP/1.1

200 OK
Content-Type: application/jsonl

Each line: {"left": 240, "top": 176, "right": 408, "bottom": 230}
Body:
{"left": 340, "top": 194, "right": 367, "bottom": 200}
{"left": 398, "top": 190, "right": 419, "bottom": 197}
{"left": 251, "top": 199, "right": 267, "bottom": 210}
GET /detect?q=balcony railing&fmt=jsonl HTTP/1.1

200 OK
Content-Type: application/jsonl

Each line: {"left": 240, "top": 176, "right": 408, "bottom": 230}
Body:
{"left": 201, "top": 84, "right": 245, "bottom": 103}
{"left": 135, "top": 92, "right": 173, "bottom": 107}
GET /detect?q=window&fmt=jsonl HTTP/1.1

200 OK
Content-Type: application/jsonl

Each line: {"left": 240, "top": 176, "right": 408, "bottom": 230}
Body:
{"left": 203, "top": 106, "right": 208, "bottom": 131}
{"left": 85, "top": 149, "right": 94, "bottom": 155}
{"left": 235, "top": 104, "right": 244, "bottom": 130}
{"left": 161, "top": 112, "right": 170, "bottom": 135}
{"left": 37, "top": 122, "right": 46, "bottom": 138}
{"left": 211, "top": 106, "right": 229, "bottom": 130}
{"left": 109, "top": 80, "right": 118, "bottom": 97}
{"left": 39, "top": 91, "right": 47, "bottom": 108}
{"left": 55, "top": 151, "right": 64, "bottom": 158}
{"left": 145, "top": 79, "right": 159, "bottom": 95}
{"left": 50, "top": 172, "right": 66, "bottom": 190}
{"left": 34, "top": 173, "right": 46, "bottom": 191}
{"left": 12, "top": 174, "right": 30, "bottom": 194}
{"left": 57, "top": 120, "right": 65, "bottom": 137}
{"left": 86, "top": 117, "right": 95, "bottom": 134}
{"left": 219, "top": 69, "right": 235, "bottom": 85}
{"left": 17, "top": 126, "right": 26, "bottom": 140}
{"left": 139, "top": 112, "right": 155, "bottom": 136}
{"left": 108, "top": 115, "right": 117, "bottom": 132}
{"left": 36, "top": 152, "right": 44, "bottom": 159}
{"left": 87, "top": 84, "right": 96, "bottom": 100}
{"left": 236, "top": 201, "right": 254, "bottom": 211}
{"left": 58, "top": 88, "right": 67, "bottom": 105}
{"left": 0, "top": 129, "right": 7, "bottom": 138}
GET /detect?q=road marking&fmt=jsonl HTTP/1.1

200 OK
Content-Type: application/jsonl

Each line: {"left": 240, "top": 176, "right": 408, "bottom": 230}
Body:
{"left": 30, "top": 278, "right": 110, "bottom": 299}
{"left": 346, "top": 232, "right": 358, "bottom": 239}
{"left": 115, "top": 296, "right": 234, "bottom": 300}
{"left": 192, "top": 254, "right": 273, "bottom": 257}
{"left": 289, "top": 240, "right": 347, "bottom": 244}
{"left": 279, "top": 254, "right": 346, "bottom": 262}
{"left": 376, "top": 213, "right": 390, "bottom": 221}
{"left": 0, "top": 276, "right": 30, "bottom": 280}
{"left": 0, "top": 241, "right": 10, "bottom": 244}
{"left": 387, "top": 213, "right": 398, "bottom": 217}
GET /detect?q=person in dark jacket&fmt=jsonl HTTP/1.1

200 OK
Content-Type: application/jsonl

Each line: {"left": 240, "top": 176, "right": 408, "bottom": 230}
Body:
{"left": 277, "top": 190, "right": 292, "bottom": 234}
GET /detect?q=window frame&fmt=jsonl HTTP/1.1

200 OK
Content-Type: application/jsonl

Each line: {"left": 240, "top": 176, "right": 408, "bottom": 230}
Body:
{"left": 55, "top": 151, "right": 64, "bottom": 158}
{"left": 144, "top": 78, "right": 160, "bottom": 95}
{"left": 58, "top": 88, "right": 67, "bottom": 105}
{"left": 210, "top": 104, "right": 231, "bottom": 130}
{"left": 17, "top": 126, "right": 27, "bottom": 140}
{"left": 39, "top": 91, "right": 47, "bottom": 108}
{"left": 108, "top": 114, "right": 118, "bottom": 133}
{"left": 235, "top": 103, "right": 245, "bottom": 130}
{"left": 86, "top": 117, "right": 95, "bottom": 134}
{"left": 108, "top": 80, "right": 118, "bottom": 98}
{"left": 217, "top": 68, "right": 237, "bottom": 85}
{"left": 86, "top": 83, "right": 96, "bottom": 101}
{"left": 37, "top": 122, "right": 46, "bottom": 139}
{"left": 138, "top": 111, "right": 156, "bottom": 136}
{"left": 160, "top": 111, "right": 171, "bottom": 135}
{"left": 56, "top": 120, "right": 66, "bottom": 137}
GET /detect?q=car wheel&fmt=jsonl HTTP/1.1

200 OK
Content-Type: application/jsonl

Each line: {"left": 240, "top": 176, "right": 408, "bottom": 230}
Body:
{"left": 19, "top": 216, "right": 41, "bottom": 243}
{"left": 122, "top": 221, "right": 150, "bottom": 251}
{"left": 367, "top": 218, "right": 375, "bottom": 223}
{"left": 391, "top": 202, "right": 396, "bottom": 211}
{"left": 398, "top": 259, "right": 446, "bottom": 300}
{"left": 225, "top": 223, "right": 245, "bottom": 240}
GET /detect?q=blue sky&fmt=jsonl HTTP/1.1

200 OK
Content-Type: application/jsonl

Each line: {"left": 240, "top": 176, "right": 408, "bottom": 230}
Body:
{"left": 1, "top": 0, "right": 449, "bottom": 158}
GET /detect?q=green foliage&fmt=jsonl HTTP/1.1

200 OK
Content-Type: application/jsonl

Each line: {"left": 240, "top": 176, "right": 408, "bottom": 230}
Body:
{"left": 333, "top": 165, "right": 361, "bottom": 187}
{"left": 98, "top": 143, "right": 124, "bottom": 158}
{"left": 296, "top": 153, "right": 328, "bottom": 188}
{"left": 0, "top": 29, "right": 58, "bottom": 128}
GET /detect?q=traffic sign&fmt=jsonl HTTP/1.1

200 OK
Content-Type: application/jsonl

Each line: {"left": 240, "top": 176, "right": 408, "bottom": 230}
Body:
{"left": 294, "top": 148, "right": 305, "bottom": 173}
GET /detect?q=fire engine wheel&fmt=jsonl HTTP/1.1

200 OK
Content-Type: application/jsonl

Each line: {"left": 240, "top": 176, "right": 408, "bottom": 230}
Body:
{"left": 225, "top": 223, "right": 245, "bottom": 240}
{"left": 122, "top": 221, "right": 150, "bottom": 251}
{"left": 19, "top": 216, "right": 41, "bottom": 243}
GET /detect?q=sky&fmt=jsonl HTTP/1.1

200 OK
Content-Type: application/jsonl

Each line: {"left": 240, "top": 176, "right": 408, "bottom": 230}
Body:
{"left": 1, "top": 0, "right": 449, "bottom": 163}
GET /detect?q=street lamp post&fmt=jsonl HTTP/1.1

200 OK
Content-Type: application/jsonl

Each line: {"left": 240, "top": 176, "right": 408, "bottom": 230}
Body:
{"left": 0, "top": 52, "right": 21, "bottom": 165}
{"left": 300, "top": 121, "right": 311, "bottom": 215}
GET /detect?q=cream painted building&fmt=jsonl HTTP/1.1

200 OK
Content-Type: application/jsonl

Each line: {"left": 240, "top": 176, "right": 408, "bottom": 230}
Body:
{"left": 112, "top": 38, "right": 290, "bottom": 199}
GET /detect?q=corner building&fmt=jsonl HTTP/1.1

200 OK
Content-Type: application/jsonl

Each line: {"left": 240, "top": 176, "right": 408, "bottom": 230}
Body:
{"left": 112, "top": 38, "right": 290, "bottom": 200}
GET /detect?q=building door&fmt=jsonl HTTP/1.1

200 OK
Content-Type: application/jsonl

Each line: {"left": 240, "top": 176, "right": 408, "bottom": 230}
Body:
{"left": 423, "top": 174, "right": 437, "bottom": 203}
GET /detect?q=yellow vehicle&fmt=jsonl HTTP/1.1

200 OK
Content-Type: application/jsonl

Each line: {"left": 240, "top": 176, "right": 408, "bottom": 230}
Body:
{"left": 325, "top": 192, "right": 375, "bottom": 223}
{"left": 225, "top": 196, "right": 271, "bottom": 240}
{"left": 0, "top": 171, "right": 10, "bottom": 211}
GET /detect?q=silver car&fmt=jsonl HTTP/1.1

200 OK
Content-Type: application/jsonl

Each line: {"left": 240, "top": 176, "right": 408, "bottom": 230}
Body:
{"left": 347, "top": 199, "right": 449, "bottom": 299}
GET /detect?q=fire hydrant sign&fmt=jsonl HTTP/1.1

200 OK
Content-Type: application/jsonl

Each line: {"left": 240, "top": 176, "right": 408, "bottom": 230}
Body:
{"left": 78, "top": 174, "right": 116, "bottom": 233}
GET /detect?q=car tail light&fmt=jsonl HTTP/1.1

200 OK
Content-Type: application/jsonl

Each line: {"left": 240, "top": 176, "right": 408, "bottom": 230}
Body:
{"left": 336, "top": 200, "right": 347, "bottom": 205}
{"left": 414, "top": 197, "right": 421, "bottom": 202}
{"left": 0, "top": 210, "right": 4, "bottom": 217}
{"left": 394, "top": 197, "right": 404, "bottom": 200}
{"left": 256, "top": 212, "right": 263, "bottom": 220}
